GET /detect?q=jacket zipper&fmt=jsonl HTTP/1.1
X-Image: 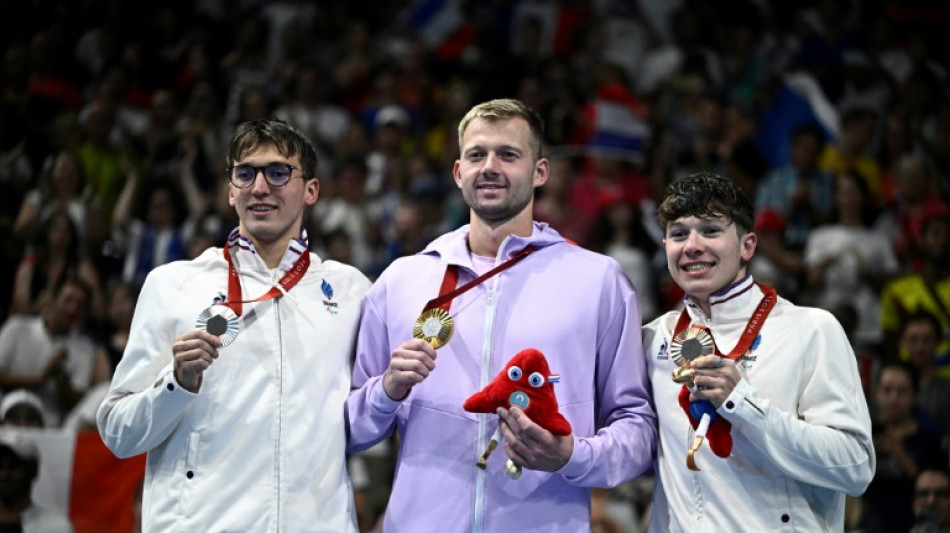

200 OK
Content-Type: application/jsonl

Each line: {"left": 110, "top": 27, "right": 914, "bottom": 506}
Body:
{"left": 275, "top": 297, "right": 283, "bottom": 533}
{"left": 473, "top": 283, "right": 497, "bottom": 533}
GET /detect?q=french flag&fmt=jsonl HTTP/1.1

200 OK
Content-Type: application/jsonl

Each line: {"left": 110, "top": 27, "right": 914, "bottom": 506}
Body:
{"left": 755, "top": 71, "right": 837, "bottom": 168}
{"left": 406, "top": 0, "right": 476, "bottom": 60}
{"left": 30, "top": 429, "right": 145, "bottom": 533}
{"left": 583, "top": 82, "right": 651, "bottom": 158}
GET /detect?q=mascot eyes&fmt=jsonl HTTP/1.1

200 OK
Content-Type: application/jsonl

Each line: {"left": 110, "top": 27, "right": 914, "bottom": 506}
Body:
{"left": 528, "top": 372, "right": 544, "bottom": 387}
{"left": 507, "top": 366, "right": 523, "bottom": 381}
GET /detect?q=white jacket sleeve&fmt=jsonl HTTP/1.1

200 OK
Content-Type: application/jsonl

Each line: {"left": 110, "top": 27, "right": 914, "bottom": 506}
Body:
{"left": 96, "top": 270, "right": 198, "bottom": 459}
{"left": 718, "top": 310, "right": 875, "bottom": 496}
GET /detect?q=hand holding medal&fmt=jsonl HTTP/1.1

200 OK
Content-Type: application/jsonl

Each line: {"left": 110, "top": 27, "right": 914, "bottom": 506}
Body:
{"left": 669, "top": 326, "right": 717, "bottom": 471}
{"left": 669, "top": 285, "right": 778, "bottom": 471}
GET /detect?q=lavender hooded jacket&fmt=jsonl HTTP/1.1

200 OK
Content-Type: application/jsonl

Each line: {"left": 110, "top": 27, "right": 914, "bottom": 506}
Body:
{"left": 347, "top": 222, "right": 657, "bottom": 532}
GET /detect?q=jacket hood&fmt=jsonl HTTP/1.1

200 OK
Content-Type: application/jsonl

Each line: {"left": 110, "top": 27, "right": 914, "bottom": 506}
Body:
{"left": 419, "top": 221, "right": 567, "bottom": 267}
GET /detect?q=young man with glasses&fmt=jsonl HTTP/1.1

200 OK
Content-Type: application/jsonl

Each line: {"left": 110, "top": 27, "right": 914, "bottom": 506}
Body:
{"left": 97, "top": 119, "right": 370, "bottom": 532}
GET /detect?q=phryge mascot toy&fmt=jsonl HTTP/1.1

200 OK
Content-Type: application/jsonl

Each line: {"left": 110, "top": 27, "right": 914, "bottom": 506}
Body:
{"left": 463, "top": 348, "right": 570, "bottom": 479}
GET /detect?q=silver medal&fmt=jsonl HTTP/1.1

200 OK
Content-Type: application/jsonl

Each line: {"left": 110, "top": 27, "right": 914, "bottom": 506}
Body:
{"left": 196, "top": 306, "right": 240, "bottom": 346}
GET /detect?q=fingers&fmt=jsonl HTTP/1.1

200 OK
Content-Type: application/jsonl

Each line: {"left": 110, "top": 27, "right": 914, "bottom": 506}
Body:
{"left": 382, "top": 339, "right": 438, "bottom": 400}
{"left": 690, "top": 354, "right": 728, "bottom": 370}
{"left": 499, "top": 408, "right": 532, "bottom": 467}
{"left": 497, "top": 407, "right": 573, "bottom": 472}
{"left": 173, "top": 329, "right": 222, "bottom": 392}
{"left": 687, "top": 355, "right": 742, "bottom": 408}
{"left": 497, "top": 406, "right": 538, "bottom": 442}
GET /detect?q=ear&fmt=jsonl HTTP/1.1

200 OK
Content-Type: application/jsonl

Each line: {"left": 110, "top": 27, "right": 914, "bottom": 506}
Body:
{"left": 228, "top": 183, "right": 236, "bottom": 207}
{"left": 452, "top": 160, "right": 462, "bottom": 189}
{"left": 304, "top": 178, "right": 319, "bottom": 206}
{"left": 533, "top": 158, "right": 549, "bottom": 188}
{"left": 740, "top": 231, "right": 757, "bottom": 263}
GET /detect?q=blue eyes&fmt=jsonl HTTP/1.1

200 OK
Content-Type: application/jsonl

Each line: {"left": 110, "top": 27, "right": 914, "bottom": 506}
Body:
{"left": 229, "top": 164, "right": 297, "bottom": 188}
{"left": 528, "top": 372, "right": 543, "bottom": 388}
{"left": 507, "top": 366, "right": 545, "bottom": 387}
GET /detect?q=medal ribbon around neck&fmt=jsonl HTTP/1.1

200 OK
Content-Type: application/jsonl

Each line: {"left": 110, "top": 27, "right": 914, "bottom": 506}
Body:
{"left": 221, "top": 241, "right": 310, "bottom": 316}
{"left": 197, "top": 242, "right": 310, "bottom": 347}
{"left": 672, "top": 283, "right": 777, "bottom": 360}
{"left": 414, "top": 246, "right": 535, "bottom": 349}
{"left": 669, "top": 283, "right": 777, "bottom": 470}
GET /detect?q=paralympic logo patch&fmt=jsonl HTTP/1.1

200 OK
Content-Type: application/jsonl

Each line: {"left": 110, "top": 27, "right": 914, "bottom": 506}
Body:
{"left": 321, "top": 279, "right": 338, "bottom": 315}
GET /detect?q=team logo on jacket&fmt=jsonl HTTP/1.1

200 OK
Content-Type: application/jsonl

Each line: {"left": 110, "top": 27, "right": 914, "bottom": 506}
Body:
{"left": 656, "top": 341, "right": 668, "bottom": 360}
{"left": 321, "top": 279, "right": 338, "bottom": 315}
{"left": 212, "top": 292, "right": 226, "bottom": 304}
{"left": 737, "top": 334, "right": 762, "bottom": 371}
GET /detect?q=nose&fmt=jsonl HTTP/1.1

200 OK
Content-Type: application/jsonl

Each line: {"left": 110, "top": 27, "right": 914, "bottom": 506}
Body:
{"left": 683, "top": 230, "right": 703, "bottom": 254}
{"left": 250, "top": 169, "right": 271, "bottom": 195}
{"left": 481, "top": 152, "right": 500, "bottom": 175}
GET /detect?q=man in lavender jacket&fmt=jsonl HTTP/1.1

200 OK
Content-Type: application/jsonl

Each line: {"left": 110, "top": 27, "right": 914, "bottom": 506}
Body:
{"left": 346, "top": 98, "right": 657, "bottom": 532}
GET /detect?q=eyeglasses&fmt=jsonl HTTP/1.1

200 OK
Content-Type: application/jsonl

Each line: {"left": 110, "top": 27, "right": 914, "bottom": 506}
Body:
{"left": 228, "top": 164, "right": 298, "bottom": 188}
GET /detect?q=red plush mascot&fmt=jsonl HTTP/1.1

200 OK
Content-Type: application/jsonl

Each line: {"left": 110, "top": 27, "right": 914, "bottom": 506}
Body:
{"left": 463, "top": 348, "right": 571, "bottom": 435}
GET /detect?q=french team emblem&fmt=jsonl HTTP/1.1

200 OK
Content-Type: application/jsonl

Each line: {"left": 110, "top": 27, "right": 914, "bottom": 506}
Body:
{"left": 321, "top": 279, "right": 338, "bottom": 315}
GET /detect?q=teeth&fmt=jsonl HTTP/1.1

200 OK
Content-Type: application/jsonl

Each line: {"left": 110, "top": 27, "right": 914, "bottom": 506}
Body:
{"left": 250, "top": 205, "right": 274, "bottom": 212}
{"left": 684, "top": 264, "right": 711, "bottom": 272}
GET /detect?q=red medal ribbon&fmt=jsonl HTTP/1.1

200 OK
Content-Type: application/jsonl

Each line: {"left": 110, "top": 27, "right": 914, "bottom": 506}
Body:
{"left": 672, "top": 283, "right": 778, "bottom": 360}
{"left": 422, "top": 246, "right": 535, "bottom": 314}
{"left": 220, "top": 243, "right": 310, "bottom": 316}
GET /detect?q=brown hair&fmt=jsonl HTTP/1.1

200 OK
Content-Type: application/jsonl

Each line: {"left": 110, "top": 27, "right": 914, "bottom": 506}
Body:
{"left": 457, "top": 99, "right": 545, "bottom": 160}
{"left": 656, "top": 171, "right": 754, "bottom": 233}
{"left": 226, "top": 119, "right": 318, "bottom": 180}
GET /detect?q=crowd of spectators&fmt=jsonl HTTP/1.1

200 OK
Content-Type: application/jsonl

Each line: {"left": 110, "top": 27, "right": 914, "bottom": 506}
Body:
{"left": 1, "top": 0, "right": 949, "bottom": 531}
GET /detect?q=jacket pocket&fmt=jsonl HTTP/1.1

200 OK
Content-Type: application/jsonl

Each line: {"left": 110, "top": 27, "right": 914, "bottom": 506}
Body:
{"left": 175, "top": 431, "right": 201, "bottom": 519}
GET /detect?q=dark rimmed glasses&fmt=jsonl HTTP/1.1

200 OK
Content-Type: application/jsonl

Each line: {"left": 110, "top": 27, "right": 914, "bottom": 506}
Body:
{"left": 228, "top": 164, "right": 298, "bottom": 188}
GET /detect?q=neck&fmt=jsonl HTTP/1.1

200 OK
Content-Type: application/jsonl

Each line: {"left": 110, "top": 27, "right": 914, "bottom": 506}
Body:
{"left": 695, "top": 300, "right": 712, "bottom": 318}
{"left": 468, "top": 216, "right": 533, "bottom": 258}
{"left": 250, "top": 236, "right": 292, "bottom": 269}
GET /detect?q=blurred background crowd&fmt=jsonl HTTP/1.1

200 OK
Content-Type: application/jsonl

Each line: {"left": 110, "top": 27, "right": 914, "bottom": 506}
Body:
{"left": 1, "top": 0, "right": 949, "bottom": 531}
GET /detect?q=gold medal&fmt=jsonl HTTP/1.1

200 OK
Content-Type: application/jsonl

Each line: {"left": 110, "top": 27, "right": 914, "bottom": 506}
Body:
{"left": 196, "top": 306, "right": 240, "bottom": 346}
{"left": 413, "top": 308, "right": 454, "bottom": 349}
{"left": 669, "top": 327, "right": 714, "bottom": 383}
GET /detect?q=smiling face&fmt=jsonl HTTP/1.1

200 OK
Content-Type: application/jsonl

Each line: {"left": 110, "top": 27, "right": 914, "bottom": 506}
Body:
{"left": 228, "top": 143, "right": 318, "bottom": 255}
{"left": 664, "top": 215, "right": 757, "bottom": 312}
{"left": 453, "top": 116, "right": 547, "bottom": 228}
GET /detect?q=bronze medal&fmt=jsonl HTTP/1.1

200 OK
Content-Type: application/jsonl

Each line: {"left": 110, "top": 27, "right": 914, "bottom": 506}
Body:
{"left": 196, "top": 306, "right": 240, "bottom": 346}
{"left": 413, "top": 308, "right": 454, "bottom": 349}
{"left": 669, "top": 327, "right": 714, "bottom": 384}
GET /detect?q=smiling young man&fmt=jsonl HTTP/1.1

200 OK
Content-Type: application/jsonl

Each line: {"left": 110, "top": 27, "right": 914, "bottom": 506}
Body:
{"left": 643, "top": 172, "right": 875, "bottom": 531}
{"left": 347, "top": 98, "right": 656, "bottom": 532}
{"left": 97, "top": 119, "right": 370, "bottom": 532}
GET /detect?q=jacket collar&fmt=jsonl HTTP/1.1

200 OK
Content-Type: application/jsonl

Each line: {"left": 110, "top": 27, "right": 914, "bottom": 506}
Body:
{"left": 684, "top": 275, "right": 763, "bottom": 325}
{"left": 224, "top": 227, "right": 313, "bottom": 273}
{"left": 419, "top": 221, "right": 566, "bottom": 270}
